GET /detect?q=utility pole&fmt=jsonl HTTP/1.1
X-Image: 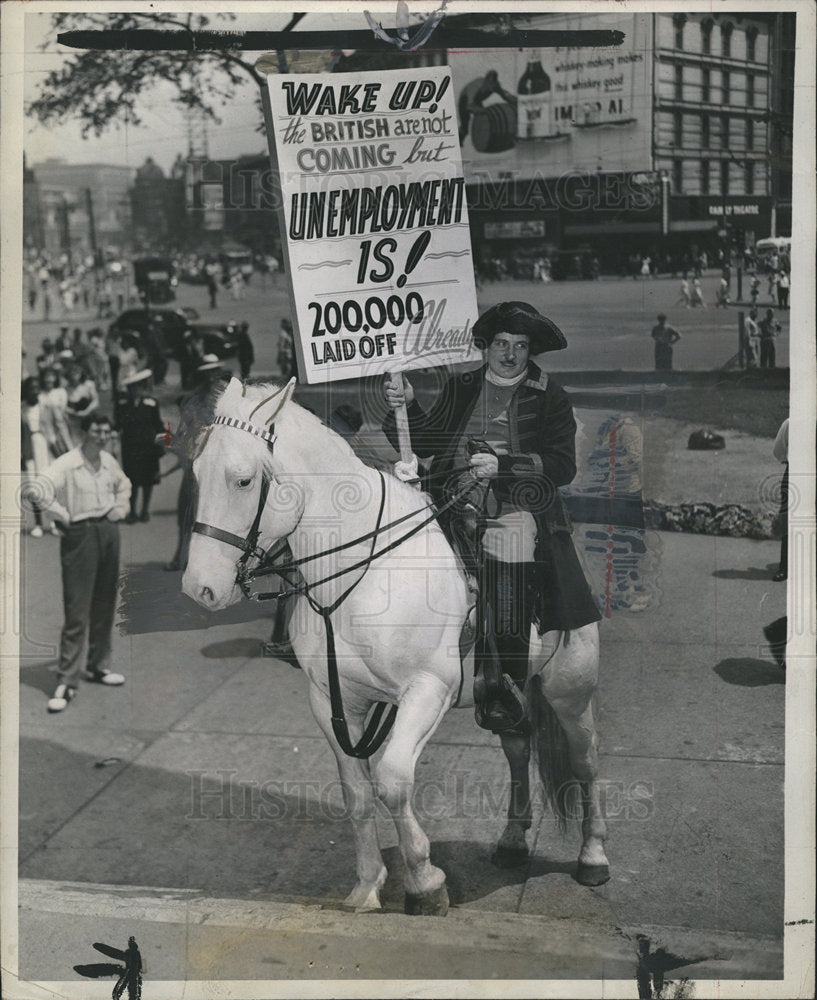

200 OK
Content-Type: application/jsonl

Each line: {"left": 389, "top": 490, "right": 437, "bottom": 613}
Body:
{"left": 85, "top": 187, "right": 101, "bottom": 301}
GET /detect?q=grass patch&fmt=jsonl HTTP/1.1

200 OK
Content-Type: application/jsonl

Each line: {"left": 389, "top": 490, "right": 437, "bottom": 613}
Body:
{"left": 652, "top": 384, "right": 788, "bottom": 438}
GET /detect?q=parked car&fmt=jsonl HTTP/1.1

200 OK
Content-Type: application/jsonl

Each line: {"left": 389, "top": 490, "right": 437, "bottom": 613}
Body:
{"left": 108, "top": 308, "right": 238, "bottom": 361}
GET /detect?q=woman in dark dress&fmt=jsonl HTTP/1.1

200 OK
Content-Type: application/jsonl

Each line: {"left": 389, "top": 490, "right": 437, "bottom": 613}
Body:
{"left": 117, "top": 369, "right": 164, "bottom": 523}
{"left": 383, "top": 301, "right": 600, "bottom": 734}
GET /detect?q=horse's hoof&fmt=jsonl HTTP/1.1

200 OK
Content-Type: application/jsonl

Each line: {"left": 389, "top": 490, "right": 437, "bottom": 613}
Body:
{"left": 575, "top": 862, "right": 610, "bottom": 886}
{"left": 404, "top": 884, "right": 449, "bottom": 917}
{"left": 491, "top": 845, "right": 530, "bottom": 869}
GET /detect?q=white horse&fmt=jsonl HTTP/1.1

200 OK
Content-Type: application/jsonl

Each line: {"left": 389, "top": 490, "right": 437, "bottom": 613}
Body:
{"left": 183, "top": 377, "right": 609, "bottom": 915}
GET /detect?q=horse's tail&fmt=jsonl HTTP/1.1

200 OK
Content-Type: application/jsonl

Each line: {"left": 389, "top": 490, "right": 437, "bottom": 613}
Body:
{"left": 528, "top": 677, "right": 577, "bottom": 835}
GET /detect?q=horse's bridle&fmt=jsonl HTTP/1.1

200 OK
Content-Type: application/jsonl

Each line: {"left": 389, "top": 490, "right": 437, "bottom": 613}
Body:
{"left": 192, "top": 415, "right": 280, "bottom": 594}
{"left": 189, "top": 411, "right": 478, "bottom": 759}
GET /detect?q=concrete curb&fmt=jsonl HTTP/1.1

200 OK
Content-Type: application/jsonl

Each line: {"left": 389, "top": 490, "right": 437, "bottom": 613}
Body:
{"left": 18, "top": 879, "right": 783, "bottom": 982}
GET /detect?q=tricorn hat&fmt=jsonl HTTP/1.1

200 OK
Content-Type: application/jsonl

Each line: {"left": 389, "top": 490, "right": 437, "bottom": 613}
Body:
{"left": 472, "top": 301, "right": 567, "bottom": 354}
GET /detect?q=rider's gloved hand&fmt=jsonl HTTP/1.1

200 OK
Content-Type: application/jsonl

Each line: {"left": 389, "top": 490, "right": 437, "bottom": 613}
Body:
{"left": 469, "top": 452, "right": 499, "bottom": 479}
{"left": 384, "top": 376, "right": 415, "bottom": 409}
{"left": 393, "top": 453, "right": 420, "bottom": 484}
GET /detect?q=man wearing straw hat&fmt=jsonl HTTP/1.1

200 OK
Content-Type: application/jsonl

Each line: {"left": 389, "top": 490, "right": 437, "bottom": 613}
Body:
{"left": 117, "top": 368, "right": 165, "bottom": 523}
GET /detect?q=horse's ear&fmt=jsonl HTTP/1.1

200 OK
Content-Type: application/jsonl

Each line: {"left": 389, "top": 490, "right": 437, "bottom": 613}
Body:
{"left": 219, "top": 377, "right": 245, "bottom": 406}
{"left": 249, "top": 377, "right": 297, "bottom": 428}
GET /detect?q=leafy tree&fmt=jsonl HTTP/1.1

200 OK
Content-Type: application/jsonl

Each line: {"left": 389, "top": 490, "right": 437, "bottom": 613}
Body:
{"left": 27, "top": 11, "right": 301, "bottom": 137}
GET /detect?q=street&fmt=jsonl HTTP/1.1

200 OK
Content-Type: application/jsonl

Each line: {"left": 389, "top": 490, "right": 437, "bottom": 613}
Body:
{"left": 21, "top": 267, "right": 790, "bottom": 381}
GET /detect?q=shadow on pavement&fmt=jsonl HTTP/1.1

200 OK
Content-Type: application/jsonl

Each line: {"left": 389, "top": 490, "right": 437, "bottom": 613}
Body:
{"left": 714, "top": 657, "right": 785, "bottom": 687}
{"left": 20, "top": 659, "right": 59, "bottom": 697}
{"left": 711, "top": 565, "right": 778, "bottom": 580}
{"left": 117, "top": 565, "right": 263, "bottom": 635}
{"left": 200, "top": 638, "right": 267, "bottom": 659}
{"left": 19, "top": 737, "right": 565, "bottom": 916}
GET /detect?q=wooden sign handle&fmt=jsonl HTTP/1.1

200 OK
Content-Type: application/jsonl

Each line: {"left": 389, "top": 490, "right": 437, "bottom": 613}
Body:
{"left": 387, "top": 371, "right": 414, "bottom": 465}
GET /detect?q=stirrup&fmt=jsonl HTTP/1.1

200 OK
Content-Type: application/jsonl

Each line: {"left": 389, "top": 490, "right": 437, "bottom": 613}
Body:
{"left": 474, "top": 673, "right": 527, "bottom": 732}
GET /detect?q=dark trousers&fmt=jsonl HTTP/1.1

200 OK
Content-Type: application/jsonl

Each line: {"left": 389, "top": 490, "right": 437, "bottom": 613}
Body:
{"left": 480, "top": 558, "right": 536, "bottom": 687}
{"left": 58, "top": 520, "right": 120, "bottom": 686}
{"left": 760, "top": 339, "right": 776, "bottom": 368}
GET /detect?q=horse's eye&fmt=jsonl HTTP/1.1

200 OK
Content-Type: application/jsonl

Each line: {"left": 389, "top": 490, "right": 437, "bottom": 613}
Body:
{"left": 237, "top": 477, "right": 252, "bottom": 489}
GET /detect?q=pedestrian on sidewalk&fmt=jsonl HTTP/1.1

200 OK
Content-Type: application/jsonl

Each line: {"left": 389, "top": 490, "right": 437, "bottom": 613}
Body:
{"left": 690, "top": 277, "right": 706, "bottom": 308}
{"left": 117, "top": 369, "right": 164, "bottom": 523}
{"left": 40, "top": 412, "right": 131, "bottom": 713}
{"left": 772, "top": 418, "right": 789, "bottom": 582}
{"left": 21, "top": 377, "right": 60, "bottom": 537}
{"left": 651, "top": 314, "right": 681, "bottom": 371}
{"left": 233, "top": 320, "right": 255, "bottom": 380}
{"left": 758, "top": 309, "right": 781, "bottom": 369}
{"left": 675, "top": 277, "right": 691, "bottom": 308}
{"left": 744, "top": 308, "right": 760, "bottom": 368}
{"left": 776, "top": 270, "right": 790, "bottom": 310}
{"left": 164, "top": 355, "right": 227, "bottom": 572}
{"left": 715, "top": 277, "right": 731, "bottom": 308}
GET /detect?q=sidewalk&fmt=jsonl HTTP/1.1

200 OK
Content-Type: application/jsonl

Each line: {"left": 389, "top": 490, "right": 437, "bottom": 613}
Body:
{"left": 11, "top": 390, "right": 789, "bottom": 988}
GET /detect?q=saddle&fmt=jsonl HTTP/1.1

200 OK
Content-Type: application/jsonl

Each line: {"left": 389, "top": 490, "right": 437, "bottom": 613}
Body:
{"left": 443, "top": 439, "right": 527, "bottom": 734}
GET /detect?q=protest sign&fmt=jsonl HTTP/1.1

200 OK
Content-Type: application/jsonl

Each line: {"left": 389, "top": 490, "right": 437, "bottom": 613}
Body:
{"left": 265, "top": 66, "right": 480, "bottom": 384}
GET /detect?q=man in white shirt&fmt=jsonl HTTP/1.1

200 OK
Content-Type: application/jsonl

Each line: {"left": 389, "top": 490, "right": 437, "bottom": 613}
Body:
{"left": 41, "top": 412, "right": 132, "bottom": 712}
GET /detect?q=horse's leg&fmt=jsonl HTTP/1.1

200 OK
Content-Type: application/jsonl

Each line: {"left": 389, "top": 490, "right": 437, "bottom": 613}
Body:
{"left": 493, "top": 728, "right": 533, "bottom": 868}
{"left": 372, "top": 673, "right": 452, "bottom": 916}
{"left": 539, "top": 626, "right": 610, "bottom": 886}
{"left": 307, "top": 682, "right": 387, "bottom": 912}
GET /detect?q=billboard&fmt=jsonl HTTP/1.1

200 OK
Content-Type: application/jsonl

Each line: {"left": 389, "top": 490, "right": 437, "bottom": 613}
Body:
{"left": 266, "top": 66, "right": 480, "bottom": 384}
{"left": 449, "top": 12, "right": 653, "bottom": 181}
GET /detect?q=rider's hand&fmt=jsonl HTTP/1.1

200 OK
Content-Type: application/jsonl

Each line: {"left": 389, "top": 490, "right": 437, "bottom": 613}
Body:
{"left": 470, "top": 452, "right": 499, "bottom": 479}
{"left": 384, "top": 377, "right": 415, "bottom": 410}
{"left": 393, "top": 453, "right": 420, "bottom": 483}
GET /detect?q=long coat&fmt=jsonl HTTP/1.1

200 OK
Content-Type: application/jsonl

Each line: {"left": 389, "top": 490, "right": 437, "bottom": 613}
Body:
{"left": 118, "top": 394, "right": 164, "bottom": 487}
{"left": 383, "top": 362, "right": 600, "bottom": 632}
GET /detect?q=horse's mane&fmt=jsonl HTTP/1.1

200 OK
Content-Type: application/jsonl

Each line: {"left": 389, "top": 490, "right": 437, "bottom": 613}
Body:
{"left": 209, "top": 379, "right": 426, "bottom": 504}
{"left": 210, "top": 379, "right": 367, "bottom": 473}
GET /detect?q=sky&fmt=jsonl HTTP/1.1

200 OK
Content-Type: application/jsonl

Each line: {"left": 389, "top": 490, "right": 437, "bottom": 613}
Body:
{"left": 22, "top": 5, "right": 429, "bottom": 174}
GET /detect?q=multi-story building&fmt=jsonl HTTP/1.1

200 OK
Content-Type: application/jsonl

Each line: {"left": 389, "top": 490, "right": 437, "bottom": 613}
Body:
{"left": 444, "top": 10, "right": 795, "bottom": 269}
{"left": 653, "top": 11, "right": 794, "bottom": 253}
{"left": 28, "top": 158, "right": 133, "bottom": 261}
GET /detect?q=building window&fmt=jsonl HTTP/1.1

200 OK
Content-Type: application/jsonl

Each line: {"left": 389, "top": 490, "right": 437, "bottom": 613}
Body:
{"left": 701, "top": 18, "right": 713, "bottom": 55}
{"left": 745, "top": 161, "right": 755, "bottom": 194}
{"left": 673, "top": 160, "right": 683, "bottom": 193}
{"left": 746, "top": 118, "right": 754, "bottom": 150}
{"left": 701, "top": 160, "right": 710, "bottom": 194}
{"left": 722, "top": 70, "right": 730, "bottom": 104}
{"left": 720, "top": 114, "right": 729, "bottom": 148}
{"left": 702, "top": 68, "right": 710, "bottom": 102}
{"left": 673, "top": 14, "right": 687, "bottom": 49}
{"left": 720, "top": 159, "right": 730, "bottom": 195}
{"left": 674, "top": 64, "right": 683, "bottom": 101}
{"left": 702, "top": 114, "right": 710, "bottom": 148}
{"left": 746, "top": 26, "right": 758, "bottom": 62}
{"left": 722, "top": 22, "right": 733, "bottom": 58}
{"left": 673, "top": 111, "right": 683, "bottom": 147}
{"left": 746, "top": 73, "right": 755, "bottom": 108}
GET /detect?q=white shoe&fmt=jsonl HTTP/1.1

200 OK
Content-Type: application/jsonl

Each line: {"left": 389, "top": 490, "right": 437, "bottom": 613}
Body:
{"left": 30, "top": 526, "right": 43, "bottom": 538}
{"left": 47, "top": 684, "right": 76, "bottom": 712}
{"left": 84, "top": 670, "right": 125, "bottom": 686}
{"left": 49, "top": 523, "right": 61, "bottom": 536}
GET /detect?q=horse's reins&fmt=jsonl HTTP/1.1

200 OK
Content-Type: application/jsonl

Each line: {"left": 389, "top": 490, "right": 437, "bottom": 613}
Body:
{"left": 192, "top": 414, "right": 477, "bottom": 759}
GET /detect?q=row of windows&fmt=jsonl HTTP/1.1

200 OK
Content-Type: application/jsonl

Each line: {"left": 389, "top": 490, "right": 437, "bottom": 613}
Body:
{"left": 667, "top": 158, "right": 764, "bottom": 196}
{"left": 666, "top": 64, "right": 766, "bottom": 107}
{"left": 658, "top": 112, "right": 765, "bottom": 152}
{"left": 670, "top": 14, "right": 763, "bottom": 61}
